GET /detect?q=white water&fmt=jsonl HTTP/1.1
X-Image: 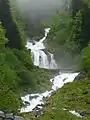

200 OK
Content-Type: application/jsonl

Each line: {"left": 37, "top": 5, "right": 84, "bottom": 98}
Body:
{"left": 21, "top": 28, "right": 80, "bottom": 117}
{"left": 63, "top": 108, "right": 82, "bottom": 117}
{"left": 21, "top": 72, "right": 79, "bottom": 113}
{"left": 26, "top": 28, "right": 57, "bottom": 69}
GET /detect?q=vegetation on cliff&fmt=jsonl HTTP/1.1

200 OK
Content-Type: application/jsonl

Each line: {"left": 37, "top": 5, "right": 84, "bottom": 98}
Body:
{"left": 37, "top": 0, "right": 90, "bottom": 120}
{"left": 0, "top": 0, "right": 52, "bottom": 113}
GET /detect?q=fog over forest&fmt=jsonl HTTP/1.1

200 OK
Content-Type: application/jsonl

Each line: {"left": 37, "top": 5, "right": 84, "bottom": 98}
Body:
{"left": 15, "top": 0, "right": 70, "bottom": 21}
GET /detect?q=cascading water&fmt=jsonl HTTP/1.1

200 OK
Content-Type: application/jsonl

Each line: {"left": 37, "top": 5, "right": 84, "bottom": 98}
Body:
{"left": 21, "top": 72, "right": 79, "bottom": 113}
{"left": 21, "top": 28, "right": 80, "bottom": 118}
{"left": 26, "top": 28, "right": 58, "bottom": 69}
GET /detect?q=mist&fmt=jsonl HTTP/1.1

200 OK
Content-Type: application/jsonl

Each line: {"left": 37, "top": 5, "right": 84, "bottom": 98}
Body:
{"left": 14, "top": 0, "right": 71, "bottom": 21}
{"left": 10, "top": 0, "right": 71, "bottom": 38}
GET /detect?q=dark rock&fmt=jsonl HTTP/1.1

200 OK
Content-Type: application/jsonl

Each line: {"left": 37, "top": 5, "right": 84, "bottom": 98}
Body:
{"left": 0, "top": 111, "right": 24, "bottom": 120}
{"left": 29, "top": 95, "right": 39, "bottom": 100}
{"left": 34, "top": 111, "right": 44, "bottom": 118}
{"left": 32, "top": 43, "right": 35, "bottom": 45}
{"left": 74, "top": 71, "right": 86, "bottom": 81}
{"left": 32, "top": 106, "right": 40, "bottom": 112}
{"left": 24, "top": 101, "right": 30, "bottom": 106}
{"left": 5, "top": 113, "right": 14, "bottom": 120}
{"left": 14, "top": 116, "right": 24, "bottom": 120}
{"left": 50, "top": 114, "right": 55, "bottom": 119}
{"left": 0, "top": 0, "right": 25, "bottom": 49}
{"left": 35, "top": 115, "right": 37, "bottom": 118}
{"left": 63, "top": 78, "right": 68, "bottom": 82}
{"left": 79, "top": 111, "right": 86, "bottom": 116}
{"left": 28, "top": 49, "right": 31, "bottom": 53}
{"left": 0, "top": 111, "right": 5, "bottom": 119}
{"left": 82, "top": 90, "right": 88, "bottom": 95}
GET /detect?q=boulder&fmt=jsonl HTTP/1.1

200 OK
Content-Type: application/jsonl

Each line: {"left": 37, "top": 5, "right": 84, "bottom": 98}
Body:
{"left": 74, "top": 71, "right": 86, "bottom": 81}
{"left": 24, "top": 101, "right": 30, "bottom": 106}
{"left": 29, "top": 95, "right": 39, "bottom": 100}
{"left": 5, "top": 113, "right": 14, "bottom": 120}
{"left": 14, "top": 116, "right": 24, "bottom": 120}
{"left": 0, "top": 111, "right": 5, "bottom": 120}
{"left": 79, "top": 111, "right": 86, "bottom": 116}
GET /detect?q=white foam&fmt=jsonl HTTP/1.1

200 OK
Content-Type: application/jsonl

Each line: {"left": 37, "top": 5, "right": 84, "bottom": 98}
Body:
{"left": 25, "top": 28, "right": 57, "bottom": 69}
{"left": 69, "top": 110, "right": 82, "bottom": 118}
{"left": 21, "top": 72, "right": 79, "bottom": 113}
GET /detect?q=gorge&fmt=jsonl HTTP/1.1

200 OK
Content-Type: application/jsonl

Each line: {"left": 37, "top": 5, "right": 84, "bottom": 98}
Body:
{"left": 0, "top": 0, "right": 90, "bottom": 120}
{"left": 21, "top": 28, "right": 79, "bottom": 118}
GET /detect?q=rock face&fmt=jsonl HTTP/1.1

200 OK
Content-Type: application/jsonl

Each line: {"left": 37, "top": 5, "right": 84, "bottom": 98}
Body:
{"left": 0, "top": 0, "right": 25, "bottom": 49}
{"left": 0, "top": 111, "right": 24, "bottom": 120}
{"left": 74, "top": 71, "right": 86, "bottom": 81}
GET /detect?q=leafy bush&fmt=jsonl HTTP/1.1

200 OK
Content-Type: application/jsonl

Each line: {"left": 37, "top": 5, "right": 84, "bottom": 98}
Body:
{"left": 81, "top": 43, "right": 90, "bottom": 72}
{"left": 0, "top": 24, "right": 8, "bottom": 46}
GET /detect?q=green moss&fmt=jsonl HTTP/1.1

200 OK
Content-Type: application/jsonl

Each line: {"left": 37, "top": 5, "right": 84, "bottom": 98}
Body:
{"left": 0, "top": 0, "right": 25, "bottom": 49}
{"left": 82, "top": 0, "right": 90, "bottom": 8}
{"left": 38, "top": 78, "right": 90, "bottom": 120}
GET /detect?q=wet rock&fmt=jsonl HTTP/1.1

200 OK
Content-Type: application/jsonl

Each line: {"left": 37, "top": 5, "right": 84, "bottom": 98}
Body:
{"left": 0, "top": 111, "right": 24, "bottom": 120}
{"left": 29, "top": 95, "right": 39, "bottom": 100}
{"left": 63, "top": 77, "right": 68, "bottom": 82}
{"left": 5, "top": 113, "right": 14, "bottom": 120}
{"left": 0, "top": 111, "right": 5, "bottom": 119}
{"left": 35, "top": 111, "right": 44, "bottom": 118}
{"left": 32, "top": 106, "right": 40, "bottom": 112}
{"left": 14, "top": 116, "right": 24, "bottom": 120}
{"left": 36, "top": 104, "right": 43, "bottom": 109}
{"left": 28, "top": 49, "right": 31, "bottom": 53}
{"left": 24, "top": 101, "right": 30, "bottom": 106}
{"left": 74, "top": 71, "right": 86, "bottom": 81}
{"left": 32, "top": 43, "right": 35, "bottom": 45}
{"left": 79, "top": 111, "right": 86, "bottom": 116}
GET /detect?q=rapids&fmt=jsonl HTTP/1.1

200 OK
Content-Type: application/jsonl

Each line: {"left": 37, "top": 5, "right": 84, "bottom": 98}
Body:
{"left": 21, "top": 72, "right": 79, "bottom": 113}
{"left": 21, "top": 28, "right": 79, "bottom": 114}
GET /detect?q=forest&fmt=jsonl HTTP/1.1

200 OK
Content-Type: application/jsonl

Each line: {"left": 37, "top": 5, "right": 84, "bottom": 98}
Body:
{"left": 0, "top": 0, "right": 90, "bottom": 120}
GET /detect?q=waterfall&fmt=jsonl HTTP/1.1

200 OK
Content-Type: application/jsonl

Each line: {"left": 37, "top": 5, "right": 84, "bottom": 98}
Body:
{"left": 21, "top": 28, "right": 79, "bottom": 117}
{"left": 26, "top": 28, "right": 58, "bottom": 69}
{"left": 49, "top": 53, "right": 57, "bottom": 69}
{"left": 21, "top": 72, "right": 79, "bottom": 113}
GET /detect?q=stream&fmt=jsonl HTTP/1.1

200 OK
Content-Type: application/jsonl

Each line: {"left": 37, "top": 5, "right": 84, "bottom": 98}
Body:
{"left": 20, "top": 28, "right": 80, "bottom": 117}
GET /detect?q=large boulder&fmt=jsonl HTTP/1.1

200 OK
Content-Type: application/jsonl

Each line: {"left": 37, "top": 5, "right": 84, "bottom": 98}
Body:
{"left": 74, "top": 71, "right": 86, "bottom": 81}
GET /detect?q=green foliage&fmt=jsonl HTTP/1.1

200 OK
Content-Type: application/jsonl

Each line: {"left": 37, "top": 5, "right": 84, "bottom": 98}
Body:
{"left": 81, "top": 44, "right": 90, "bottom": 72}
{"left": 0, "top": 0, "right": 25, "bottom": 49}
{"left": 0, "top": 53, "right": 21, "bottom": 112}
{"left": 46, "top": 2, "right": 90, "bottom": 70}
{"left": 46, "top": 12, "right": 72, "bottom": 52}
{"left": 66, "top": 10, "right": 83, "bottom": 53}
{"left": 46, "top": 12, "right": 82, "bottom": 69}
{"left": 24, "top": 18, "right": 45, "bottom": 40}
{"left": 0, "top": 88, "right": 21, "bottom": 113}
{"left": 31, "top": 68, "right": 52, "bottom": 92}
{"left": 0, "top": 24, "right": 8, "bottom": 46}
{"left": 82, "top": 0, "right": 90, "bottom": 8}
{"left": 0, "top": 47, "right": 52, "bottom": 112}
{"left": 38, "top": 78, "right": 90, "bottom": 120}
{"left": 13, "top": 49, "right": 33, "bottom": 71}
